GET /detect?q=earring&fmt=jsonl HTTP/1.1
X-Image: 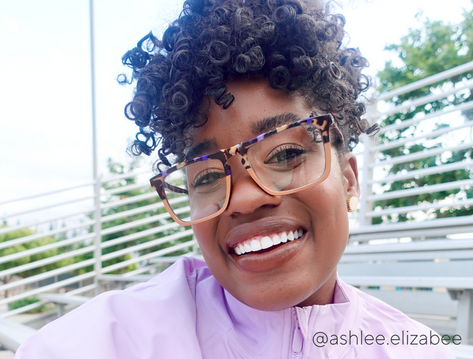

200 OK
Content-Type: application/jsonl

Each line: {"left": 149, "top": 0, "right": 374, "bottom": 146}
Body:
{"left": 347, "top": 196, "right": 359, "bottom": 212}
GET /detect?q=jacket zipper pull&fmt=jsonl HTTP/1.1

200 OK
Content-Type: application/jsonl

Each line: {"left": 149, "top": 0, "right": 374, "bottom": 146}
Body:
{"left": 292, "top": 308, "right": 303, "bottom": 354}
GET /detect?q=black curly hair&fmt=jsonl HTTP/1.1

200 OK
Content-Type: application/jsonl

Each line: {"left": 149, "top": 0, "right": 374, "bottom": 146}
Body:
{"left": 120, "top": 0, "right": 378, "bottom": 169}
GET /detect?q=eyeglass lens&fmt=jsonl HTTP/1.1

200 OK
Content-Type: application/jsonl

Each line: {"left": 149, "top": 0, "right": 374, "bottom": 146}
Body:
{"left": 163, "top": 124, "right": 326, "bottom": 223}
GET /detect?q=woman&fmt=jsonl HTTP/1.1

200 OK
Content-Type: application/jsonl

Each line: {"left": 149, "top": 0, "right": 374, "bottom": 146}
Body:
{"left": 16, "top": 0, "right": 456, "bottom": 357}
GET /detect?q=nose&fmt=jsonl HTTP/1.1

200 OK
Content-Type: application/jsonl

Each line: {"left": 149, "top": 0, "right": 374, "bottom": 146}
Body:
{"left": 224, "top": 156, "right": 282, "bottom": 217}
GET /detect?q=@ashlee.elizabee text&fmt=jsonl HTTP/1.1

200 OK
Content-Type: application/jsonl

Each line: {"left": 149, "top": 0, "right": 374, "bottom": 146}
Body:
{"left": 312, "top": 330, "right": 462, "bottom": 348}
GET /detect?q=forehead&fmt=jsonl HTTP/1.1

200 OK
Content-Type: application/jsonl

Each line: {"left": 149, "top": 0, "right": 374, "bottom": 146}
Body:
{"left": 189, "top": 77, "right": 313, "bottom": 156}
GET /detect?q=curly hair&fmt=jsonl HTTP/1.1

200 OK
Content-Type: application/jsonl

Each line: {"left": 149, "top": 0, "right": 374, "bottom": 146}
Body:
{"left": 120, "top": 0, "right": 378, "bottom": 168}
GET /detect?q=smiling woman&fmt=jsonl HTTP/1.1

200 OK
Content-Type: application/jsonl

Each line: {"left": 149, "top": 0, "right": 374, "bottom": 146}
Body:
{"left": 15, "top": 0, "right": 456, "bottom": 358}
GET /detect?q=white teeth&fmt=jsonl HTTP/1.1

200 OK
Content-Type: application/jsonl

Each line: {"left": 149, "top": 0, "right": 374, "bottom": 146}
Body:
{"left": 281, "top": 232, "right": 288, "bottom": 243}
{"left": 234, "top": 229, "right": 303, "bottom": 255}
{"left": 251, "top": 239, "right": 262, "bottom": 251}
{"left": 244, "top": 242, "right": 251, "bottom": 253}
{"left": 288, "top": 231, "right": 294, "bottom": 241}
{"left": 261, "top": 236, "right": 273, "bottom": 249}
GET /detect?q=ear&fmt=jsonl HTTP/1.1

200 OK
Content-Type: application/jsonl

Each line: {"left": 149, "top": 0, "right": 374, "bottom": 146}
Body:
{"left": 342, "top": 152, "right": 360, "bottom": 199}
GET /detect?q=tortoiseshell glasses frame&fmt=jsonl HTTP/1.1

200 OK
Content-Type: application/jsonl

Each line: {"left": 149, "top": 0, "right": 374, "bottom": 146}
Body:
{"left": 150, "top": 113, "right": 343, "bottom": 226}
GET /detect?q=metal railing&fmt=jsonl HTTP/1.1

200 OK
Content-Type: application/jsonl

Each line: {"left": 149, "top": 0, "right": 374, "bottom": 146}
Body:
{"left": 0, "top": 172, "right": 196, "bottom": 318}
{"left": 1, "top": 61, "right": 472, "bottom": 318}
{"left": 353, "top": 61, "right": 473, "bottom": 234}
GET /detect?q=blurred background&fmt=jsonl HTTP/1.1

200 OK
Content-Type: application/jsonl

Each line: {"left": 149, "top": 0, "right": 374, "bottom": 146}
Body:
{"left": 1, "top": 0, "right": 472, "bottom": 207}
{"left": 0, "top": 1, "right": 472, "bottom": 353}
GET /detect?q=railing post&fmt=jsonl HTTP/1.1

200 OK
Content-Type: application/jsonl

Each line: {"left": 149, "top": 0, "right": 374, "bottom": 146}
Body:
{"left": 89, "top": 0, "right": 101, "bottom": 296}
{"left": 358, "top": 101, "right": 377, "bottom": 228}
{"left": 93, "top": 178, "right": 102, "bottom": 296}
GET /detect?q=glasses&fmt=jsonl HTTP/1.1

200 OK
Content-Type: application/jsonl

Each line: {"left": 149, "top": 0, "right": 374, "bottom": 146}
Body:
{"left": 150, "top": 113, "right": 342, "bottom": 225}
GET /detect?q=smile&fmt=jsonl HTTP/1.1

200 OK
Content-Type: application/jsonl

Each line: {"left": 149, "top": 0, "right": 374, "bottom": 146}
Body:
{"left": 233, "top": 229, "right": 304, "bottom": 256}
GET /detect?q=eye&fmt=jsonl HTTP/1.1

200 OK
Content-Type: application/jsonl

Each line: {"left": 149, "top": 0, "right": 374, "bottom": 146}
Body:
{"left": 264, "top": 145, "right": 307, "bottom": 166}
{"left": 190, "top": 169, "right": 226, "bottom": 188}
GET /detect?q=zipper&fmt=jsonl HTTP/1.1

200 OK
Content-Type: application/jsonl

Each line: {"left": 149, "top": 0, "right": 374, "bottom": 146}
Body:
{"left": 291, "top": 307, "right": 303, "bottom": 359}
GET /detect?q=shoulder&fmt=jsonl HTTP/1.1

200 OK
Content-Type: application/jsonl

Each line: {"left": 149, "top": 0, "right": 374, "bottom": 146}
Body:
{"left": 338, "top": 279, "right": 456, "bottom": 359}
{"left": 15, "top": 257, "right": 211, "bottom": 359}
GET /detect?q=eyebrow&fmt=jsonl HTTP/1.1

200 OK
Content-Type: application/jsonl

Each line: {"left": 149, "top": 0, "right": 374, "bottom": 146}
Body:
{"left": 186, "top": 112, "right": 303, "bottom": 160}
{"left": 251, "top": 112, "right": 301, "bottom": 135}
{"left": 186, "top": 138, "right": 218, "bottom": 160}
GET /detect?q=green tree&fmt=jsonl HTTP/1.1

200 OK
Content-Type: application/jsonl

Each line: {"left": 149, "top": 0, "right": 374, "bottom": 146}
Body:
{"left": 0, "top": 225, "right": 74, "bottom": 297}
{"left": 373, "top": 6, "right": 473, "bottom": 224}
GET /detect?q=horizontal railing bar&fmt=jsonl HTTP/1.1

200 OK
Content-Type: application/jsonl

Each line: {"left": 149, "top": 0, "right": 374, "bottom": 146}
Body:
{"left": 98, "top": 274, "right": 155, "bottom": 282}
{"left": 101, "top": 239, "right": 196, "bottom": 274}
{"left": 104, "top": 183, "right": 149, "bottom": 196}
{"left": 373, "top": 121, "right": 473, "bottom": 152}
{"left": 100, "top": 221, "right": 187, "bottom": 250}
{"left": 0, "top": 181, "right": 95, "bottom": 206}
{"left": 367, "top": 198, "right": 473, "bottom": 217}
{"left": 349, "top": 225, "right": 473, "bottom": 242}
{"left": 341, "top": 275, "right": 473, "bottom": 289}
{"left": 378, "top": 100, "right": 473, "bottom": 134}
{"left": 0, "top": 233, "right": 96, "bottom": 265}
{"left": 0, "top": 272, "right": 95, "bottom": 306}
{"left": 66, "top": 283, "right": 96, "bottom": 296}
{"left": 0, "top": 208, "right": 95, "bottom": 236}
{"left": 1, "top": 195, "right": 95, "bottom": 220}
{"left": 368, "top": 179, "right": 473, "bottom": 201}
{"left": 374, "top": 81, "right": 473, "bottom": 119}
{"left": 101, "top": 170, "right": 149, "bottom": 184}
{"left": 0, "top": 219, "right": 95, "bottom": 251}
{"left": 369, "top": 142, "right": 473, "bottom": 168}
{"left": 350, "top": 216, "right": 473, "bottom": 235}
{"left": 121, "top": 263, "right": 161, "bottom": 277}
{"left": 100, "top": 196, "right": 187, "bottom": 223}
{"left": 101, "top": 229, "right": 194, "bottom": 262}
{"left": 101, "top": 206, "right": 188, "bottom": 238}
{"left": 344, "top": 238, "right": 473, "bottom": 254}
{"left": 376, "top": 61, "right": 473, "bottom": 101}
{"left": 369, "top": 160, "right": 473, "bottom": 184}
{"left": 101, "top": 202, "right": 164, "bottom": 223}
{"left": 0, "top": 299, "right": 50, "bottom": 318}
{"left": 101, "top": 192, "right": 156, "bottom": 209}
{"left": 0, "top": 259, "right": 96, "bottom": 292}
{"left": 0, "top": 244, "right": 95, "bottom": 278}
{"left": 101, "top": 223, "right": 178, "bottom": 250}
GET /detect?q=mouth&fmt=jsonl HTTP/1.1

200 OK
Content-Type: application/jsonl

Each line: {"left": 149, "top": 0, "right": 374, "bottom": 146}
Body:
{"left": 233, "top": 229, "right": 304, "bottom": 256}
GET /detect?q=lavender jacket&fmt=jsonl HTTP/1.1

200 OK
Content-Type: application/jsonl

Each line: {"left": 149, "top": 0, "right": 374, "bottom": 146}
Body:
{"left": 16, "top": 257, "right": 455, "bottom": 358}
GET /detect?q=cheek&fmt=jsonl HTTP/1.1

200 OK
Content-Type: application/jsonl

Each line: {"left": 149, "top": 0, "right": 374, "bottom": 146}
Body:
{"left": 296, "top": 180, "right": 349, "bottom": 250}
{"left": 192, "top": 220, "right": 219, "bottom": 256}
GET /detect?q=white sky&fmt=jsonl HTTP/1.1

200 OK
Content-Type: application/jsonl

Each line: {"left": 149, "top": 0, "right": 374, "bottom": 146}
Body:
{"left": 1, "top": 0, "right": 472, "bottom": 210}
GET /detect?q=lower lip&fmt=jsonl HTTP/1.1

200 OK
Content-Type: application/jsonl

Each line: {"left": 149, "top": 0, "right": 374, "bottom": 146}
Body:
{"left": 230, "top": 233, "right": 307, "bottom": 273}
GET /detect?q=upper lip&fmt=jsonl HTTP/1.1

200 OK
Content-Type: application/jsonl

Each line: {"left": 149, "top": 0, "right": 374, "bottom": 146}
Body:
{"left": 224, "top": 217, "right": 306, "bottom": 250}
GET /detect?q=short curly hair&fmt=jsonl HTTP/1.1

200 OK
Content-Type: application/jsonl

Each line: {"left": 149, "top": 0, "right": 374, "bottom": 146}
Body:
{"left": 121, "top": 0, "right": 378, "bottom": 168}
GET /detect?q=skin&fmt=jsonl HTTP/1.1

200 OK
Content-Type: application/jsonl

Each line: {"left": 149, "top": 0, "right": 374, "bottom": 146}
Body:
{"left": 190, "top": 76, "right": 360, "bottom": 311}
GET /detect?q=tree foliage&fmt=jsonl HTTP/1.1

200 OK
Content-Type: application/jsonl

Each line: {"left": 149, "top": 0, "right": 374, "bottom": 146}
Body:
{"left": 373, "top": 6, "right": 473, "bottom": 224}
{"left": 0, "top": 224, "right": 74, "bottom": 286}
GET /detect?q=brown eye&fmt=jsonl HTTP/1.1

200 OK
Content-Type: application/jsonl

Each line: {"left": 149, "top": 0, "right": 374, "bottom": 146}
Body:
{"left": 265, "top": 146, "right": 307, "bottom": 167}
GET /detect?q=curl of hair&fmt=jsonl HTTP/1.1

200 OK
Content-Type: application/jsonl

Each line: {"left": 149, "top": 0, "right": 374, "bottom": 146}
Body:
{"left": 120, "top": 0, "right": 378, "bottom": 169}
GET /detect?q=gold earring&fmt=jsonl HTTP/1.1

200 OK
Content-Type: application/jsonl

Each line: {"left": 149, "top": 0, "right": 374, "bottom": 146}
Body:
{"left": 347, "top": 196, "right": 359, "bottom": 212}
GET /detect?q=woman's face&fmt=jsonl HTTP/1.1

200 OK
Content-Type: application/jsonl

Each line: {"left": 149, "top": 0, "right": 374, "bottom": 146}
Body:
{"left": 190, "top": 77, "right": 360, "bottom": 311}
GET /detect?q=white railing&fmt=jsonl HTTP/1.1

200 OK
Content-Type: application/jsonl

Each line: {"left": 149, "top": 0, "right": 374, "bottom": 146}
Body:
{"left": 0, "top": 172, "right": 196, "bottom": 318}
{"left": 1, "top": 61, "right": 472, "bottom": 319}
{"left": 353, "top": 61, "right": 473, "bottom": 235}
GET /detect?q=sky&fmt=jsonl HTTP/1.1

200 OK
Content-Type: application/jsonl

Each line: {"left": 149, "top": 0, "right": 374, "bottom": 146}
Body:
{"left": 1, "top": 0, "right": 473, "bottom": 221}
